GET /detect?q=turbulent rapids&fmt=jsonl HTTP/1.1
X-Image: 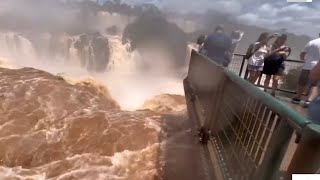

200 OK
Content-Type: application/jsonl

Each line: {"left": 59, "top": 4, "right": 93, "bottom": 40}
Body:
{"left": 0, "top": 29, "right": 209, "bottom": 179}
{"left": 0, "top": 1, "right": 213, "bottom": 177}
{"left": 0, "top": 67, "right": 189, "bottom": 180}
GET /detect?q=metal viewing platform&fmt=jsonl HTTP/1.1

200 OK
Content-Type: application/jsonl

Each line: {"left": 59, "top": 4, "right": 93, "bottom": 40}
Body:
{"left": 183, "top": 50, "right": 319, "bottom": 180}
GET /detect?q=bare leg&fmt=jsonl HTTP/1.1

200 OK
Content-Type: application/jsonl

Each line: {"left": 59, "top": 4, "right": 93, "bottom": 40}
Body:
{"left": 255, "top": 72, "right": 262, "bottom": 85}
{"left": 294, "top": 69, "right": 309, "bottom": 100}
{"left": 252, "top": 71, "right": 261, "bottom": 84}
{"left": 247, "top": 70, "right": 255, "bottom": 84}
{"left": 264, "top": 75, "right": 271, "bottom": 91}
{"left": 295, "top": 85, "right": 306, "bottom": 100}
{"left": 248, "top": 71, "right": 261, "bottom": 84}
{"left": 308, "top": 86, "right": 319, "bottom": 102}
{"left": 271, "top": 75, "right": 280, "bottom": 96}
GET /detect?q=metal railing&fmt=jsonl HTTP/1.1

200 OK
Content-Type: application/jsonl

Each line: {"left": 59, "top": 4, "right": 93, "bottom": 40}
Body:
{"left": 184, "top": 50, "right": 320, "bottom": 180}
{"left": 229, "top": 54, "right": 307, "bottom": 95}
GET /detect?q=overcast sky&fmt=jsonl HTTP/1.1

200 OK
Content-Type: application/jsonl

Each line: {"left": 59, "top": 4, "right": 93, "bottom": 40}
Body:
{"left": 1, "top": 0, "right": 319, "bottom": 37}
{"left": 114, "top": 0, "right": 320, "bottom": 38}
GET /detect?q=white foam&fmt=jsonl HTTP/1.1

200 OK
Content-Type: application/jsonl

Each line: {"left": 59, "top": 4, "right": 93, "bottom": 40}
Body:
{"left": 144, "top": 117, "right": 161, "bottom": 132}
{"left": 0, "top": 32, "right": 187, "bottom": 179}
{"left": 0, "top": 166, "right": 45, "bottom": 180}
{"left": 0, "top": 32, "right": 186, "bottom": 111}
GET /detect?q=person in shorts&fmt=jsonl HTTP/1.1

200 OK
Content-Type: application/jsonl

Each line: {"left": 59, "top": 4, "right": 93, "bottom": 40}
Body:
{"left": 292, "top": 37, "right": 320, "bottom": 105}
{"left": 246, "top": 33, "right": 279, "bottom": 84}
{"left": 308, "top": 62, "right": 320, "bottom": 124}
{"left": 263, "top": 34, "right": 290, "bottom": 96}
{"left": 246, "top": 33, "right": 270, "bottom": 84}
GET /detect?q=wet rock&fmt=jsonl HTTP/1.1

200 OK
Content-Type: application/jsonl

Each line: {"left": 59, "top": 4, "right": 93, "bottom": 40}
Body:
{"left": 74, "top": 32, "right": 110, "bottom": 72}
{"left": 122, "top": 13, "right": 188, "bottom": 70}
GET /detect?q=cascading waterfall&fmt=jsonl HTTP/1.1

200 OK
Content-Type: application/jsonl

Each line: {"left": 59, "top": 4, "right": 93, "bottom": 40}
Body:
{"left": 0, "top": 30, "right": 191, "bottom": 179}
{"left": 0, "top": 32, "right": 38, "bottom": 68}
{"left": 0, "top": 1, "right": 212, "bottom": 178}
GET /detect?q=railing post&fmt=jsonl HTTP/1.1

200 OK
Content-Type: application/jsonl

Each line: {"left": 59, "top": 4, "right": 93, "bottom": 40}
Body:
{"left": 205, "top": 73, "right": 228, "bottom": 135}
{"left": 198, "top": 68, "right": 228, "bottom": 144}
{"left": 239, "top": 56, "right": 246, "bottom": 77}
{"left": 185, "top": 51, "right": 312, "bottom": 180}
{"left": 285, "top": 124, "right": 320, "bottom": 180}
{"left": 252, "top": 119, "right": 294, "bottom": 180}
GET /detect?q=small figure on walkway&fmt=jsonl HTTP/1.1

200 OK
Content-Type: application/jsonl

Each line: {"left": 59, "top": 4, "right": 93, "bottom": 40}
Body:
{"left": 263, "top": 34, "right": 290, "bottom": 97}
{"left": 230, "top": 30, "right": 244, "bottom": 54}
{"left": 196, "top": 34, "right": 207, "bottom": 52}
{"left": 291, "top": 37, "right": 320, "bottom": 106}
{"left": 200, "top": 25, "right": 232, "bottom": 67}
{"left": 245, "top": 33, "right": 275, "bottom": 84}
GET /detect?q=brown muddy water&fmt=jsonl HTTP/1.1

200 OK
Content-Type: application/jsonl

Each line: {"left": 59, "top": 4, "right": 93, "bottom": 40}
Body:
{"left": 0, "top": 67, "right": 210, "bottom": 180}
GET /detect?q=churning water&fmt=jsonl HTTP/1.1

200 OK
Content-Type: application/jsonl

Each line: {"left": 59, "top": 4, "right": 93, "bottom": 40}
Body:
{"left": 0, "top": 32, "right": 210, "bottom": 180}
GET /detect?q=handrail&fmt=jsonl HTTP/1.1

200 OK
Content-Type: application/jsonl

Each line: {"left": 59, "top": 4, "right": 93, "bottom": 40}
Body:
{"left": 184, "top": 50, "right": 320, "bottom": 180}
{"left": 190, "top": 50, "right": 309, "bottom": 130}
{"left": 233, "top": 53, "right": 304, "bottom": 63}
{"left": 194, "top": 50, "right": 309, "bottom": 130}
{"left": 224, "top": 69, "right": 310, "bottom": 131}
{"left": 231, "top": 53, "right": 307, "bottom": 96}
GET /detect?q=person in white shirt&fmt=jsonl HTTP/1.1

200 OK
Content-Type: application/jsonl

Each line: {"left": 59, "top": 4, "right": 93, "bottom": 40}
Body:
{"left": 196, "top": 34, "right": 207, "bottom": 52}
{"left": 245, "top": 33, "right": 283, "bottom": 84}
{"left": 291, "top": 38, "right": 320, "bottom": 105}
{"left": 245, "top": 33, "right": 271, "bottom": 84}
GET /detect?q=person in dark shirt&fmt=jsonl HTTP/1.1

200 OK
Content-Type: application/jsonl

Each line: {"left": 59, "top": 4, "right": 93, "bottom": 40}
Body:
{"left": 263, "top": 34, "right": 290, "bottom": 97}
{"left": 201, "top": 25, "right": 232, "bottom": 67}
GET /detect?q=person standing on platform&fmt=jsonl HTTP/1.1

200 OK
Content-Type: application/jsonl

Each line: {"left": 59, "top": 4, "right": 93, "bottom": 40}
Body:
{"left": 200, "top": 25, "right": 232, "bottom": 67}
{"left": 263, "top": 34, "right": 290, "bottom": 97}
{"left": 245, "top": 33, "right": 275, "bottom": 84}
{"left": 291, "top": 37, "right": 320, "bottom": 107}
{"left": 196, "top": 34, "right": 207, "bottom": 52}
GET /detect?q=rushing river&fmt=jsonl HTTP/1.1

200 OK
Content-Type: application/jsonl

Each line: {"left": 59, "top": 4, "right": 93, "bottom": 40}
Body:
{"left": 0, "top": 32, "right": 210, "bottom": 180}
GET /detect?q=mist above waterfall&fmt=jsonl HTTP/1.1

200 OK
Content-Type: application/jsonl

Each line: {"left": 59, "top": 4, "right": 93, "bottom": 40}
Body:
{"left": 0, "top": 0, "right": 192, "bottom": 111}
{"left": 0, "top": 3, "right": 193, "bottom": 178}
{"left": 0, "top": 0, "right": 82, "bottom": 33}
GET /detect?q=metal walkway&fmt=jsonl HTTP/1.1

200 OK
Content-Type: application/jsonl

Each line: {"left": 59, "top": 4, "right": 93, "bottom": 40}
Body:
{"left": 159, "top": 113, "right": 215, "bottom": 180}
